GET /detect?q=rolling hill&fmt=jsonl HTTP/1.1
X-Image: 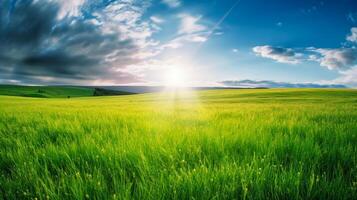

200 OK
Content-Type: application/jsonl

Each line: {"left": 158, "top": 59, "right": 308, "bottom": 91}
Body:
{"left": 0, "top": 85, "right": 134, "bottom": 98}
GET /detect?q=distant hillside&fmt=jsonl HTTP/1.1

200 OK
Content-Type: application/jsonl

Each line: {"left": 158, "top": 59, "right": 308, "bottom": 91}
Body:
{"left": 92, "top": 86, "right": 264, "bottom": 93}
{"left": 0, "top": 85, "right": 134, "bottom": 98}
{"left": 93, "top": 87, "right": 134, "bottom": 96}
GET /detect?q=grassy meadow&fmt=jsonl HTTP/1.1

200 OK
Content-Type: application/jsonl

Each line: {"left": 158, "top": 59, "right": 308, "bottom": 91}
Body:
{"left": 0, "top": 88, "right": 357, "bottom": 199}
{"left": 0, "top": 85, "right": 95, "bottom": 98}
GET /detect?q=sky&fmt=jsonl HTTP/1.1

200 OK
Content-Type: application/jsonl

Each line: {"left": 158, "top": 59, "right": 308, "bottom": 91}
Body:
{"left": 0, "top": 0, "right": 357, "bottom": 87}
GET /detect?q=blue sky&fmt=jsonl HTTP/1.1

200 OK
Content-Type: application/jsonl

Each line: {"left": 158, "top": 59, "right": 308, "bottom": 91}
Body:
{"left": 0, "top": 0, "right": 357, "bottom": 87}
{"left": 143, "top": 0, "right": 357, "bottom": 87}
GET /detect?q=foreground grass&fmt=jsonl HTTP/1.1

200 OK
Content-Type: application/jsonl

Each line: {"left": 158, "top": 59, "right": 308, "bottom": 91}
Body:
{"left": 0, "top": 89, "right": 356, "bottom": 199}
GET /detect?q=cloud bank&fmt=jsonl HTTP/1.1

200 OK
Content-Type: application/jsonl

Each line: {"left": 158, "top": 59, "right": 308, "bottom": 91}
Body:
{"left": 253, "top": 27, "right": 357, "bottom": 71}
{"left": 220, "top": 80, "right": 346, "bottom": 88}
{"left": 0, "top": 0, "right": 158, "bottom": 85}
{"left": 252, "top": 27, "right": 357, "bottom": 87}
{"left": 309, "top": 48, "right": 357, "bottom": 70}
{"left": 252, "top": 46, "right": 357, "bottom": 71}
{"left": 162, "top": 0, "right": 181, "bottom": 8}
{"left": 329, "top": 66, "right": 357, "bottom": 88}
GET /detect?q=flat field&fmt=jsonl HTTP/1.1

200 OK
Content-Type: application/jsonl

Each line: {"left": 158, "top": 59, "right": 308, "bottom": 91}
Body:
{"left": 0, "top": 89, "right": 356, "bottom": 199}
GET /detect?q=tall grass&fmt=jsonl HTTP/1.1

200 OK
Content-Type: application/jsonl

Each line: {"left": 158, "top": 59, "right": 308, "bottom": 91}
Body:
{"left": 0, "top": 89, "right": 356, "bottom": 199}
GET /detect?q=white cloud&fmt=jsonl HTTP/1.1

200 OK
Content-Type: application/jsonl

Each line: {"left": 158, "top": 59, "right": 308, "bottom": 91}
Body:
{"left": 333, "top": 66, "right": 357, "bottom": 87}
{"left": 162, "top": 0, "right": 181, "bottom": 8}
{"left": 347, "top": 27, "right": 357, "bottom": 43}
{"left": 150, "top": 16, "right": 165, "bottom": 24}
{"left": 252, "top": 27, "right": 357, "bottom": 72}
{"left": 56, "top": 0, "right": 85, "bottom": 20}
{"left": 188, "top": 34, "right": 207, "bottom": 42}
{"left": 252, "top": 43, "right": 357, "bottom": 71}
{"left": 252, "top": 45, "right": 301, "bottom": 64}
{"left": 178, "top": 14, "right": 207, "bottom": 34}
{"left": 319, "top": 66, "right": 357, "bottom": 88}
{"left": 160, "top": 13, "right": 209, "bottom": 49}
{"left": 92, "top": 0, "right": 160, "bottom": 59}
{"left": 161, "top": 33, "right": 208, "bottom": 49}
{"left": 237, "top": 27, "right": 357, "bottom": 88}
{"left": 232, "top": 49, "right": 239, "bottom": 53}
{"left": 161, "top": 39, "right": 183, "bottom": 49}
{"left": 308, "top": 54, "right": 319, "bottom": 61}
{"left": 311, "top": 48, "right": 357, "bottom": 70}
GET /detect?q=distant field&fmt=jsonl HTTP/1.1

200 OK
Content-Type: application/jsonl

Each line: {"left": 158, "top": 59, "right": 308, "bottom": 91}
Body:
{"left": 0, "top": 89, "right": 356, "bottom": 199}
{"left": 0, "top": 85, "right": 94, "bottom": 98}
{"left": 0, "top": 85, "right": 133, "bottom": 98}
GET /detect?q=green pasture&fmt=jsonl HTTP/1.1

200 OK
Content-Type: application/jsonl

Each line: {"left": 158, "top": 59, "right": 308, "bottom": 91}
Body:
{"left": 0, "top": 88, "right": 356, "bottom": 199}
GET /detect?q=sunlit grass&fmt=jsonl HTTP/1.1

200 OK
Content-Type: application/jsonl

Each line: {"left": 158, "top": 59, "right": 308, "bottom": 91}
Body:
{"left": 0, "top": 89, "right": 356, "bottom": 199}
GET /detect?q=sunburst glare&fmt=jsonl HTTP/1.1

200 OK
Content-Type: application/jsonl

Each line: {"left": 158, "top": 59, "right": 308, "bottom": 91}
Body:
{"left": 164, "top": 67, "right": 189, "bottom": 88}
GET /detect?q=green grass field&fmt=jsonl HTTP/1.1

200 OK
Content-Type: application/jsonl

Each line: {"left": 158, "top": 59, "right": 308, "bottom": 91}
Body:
{"left": 1, "top": 88, "right": 357, "bottom": 199}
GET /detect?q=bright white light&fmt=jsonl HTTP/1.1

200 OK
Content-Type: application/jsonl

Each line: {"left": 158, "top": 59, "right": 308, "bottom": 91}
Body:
{"left": 164, "top": 67, "right": 188, "bottom": 87}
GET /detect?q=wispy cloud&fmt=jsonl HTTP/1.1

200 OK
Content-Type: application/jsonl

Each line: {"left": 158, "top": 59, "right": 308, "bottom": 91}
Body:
{"left": 203, "top": 0, "right": 240, "bottom": 42}
{"left": 332, "top": 66, "right": 357, "bottom": 88}
{"left": 161, "top": 33, "right": 208, "bottom": 49}
{"left": 347, "top": 27, "right": 357, "bottom": 43}
{"left": 56, "top": 0, "right": 85, "bottom": 20}
{"left": 161, "top": 13, "right": 209, "bottom": 49}
{"left": 177, "top": 14, "right": 207, "bottom": 34}
{"left": 150, "top": 16, "right": 165, "bottom": 24}
{"left": 162, "top": 0, "right": 181, "bottom": 8}
{"left": 347, "top": 12, "right": 357, "bottom": 23}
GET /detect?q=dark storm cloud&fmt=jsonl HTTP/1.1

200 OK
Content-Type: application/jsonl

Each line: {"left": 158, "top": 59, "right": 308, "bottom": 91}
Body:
{"left": 0, "top": 1, "right": 58, "bottom": 47}
{"left": 220, "top": 80, "right": 346, "bottom": 88}
{"left": 0, "top": 0, "right": 144, "bottom": 85}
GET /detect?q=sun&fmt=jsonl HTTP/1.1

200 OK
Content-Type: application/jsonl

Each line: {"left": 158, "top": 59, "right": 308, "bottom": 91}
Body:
{"left": 164, "top": 67, "right": 188, "bottom": 87}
